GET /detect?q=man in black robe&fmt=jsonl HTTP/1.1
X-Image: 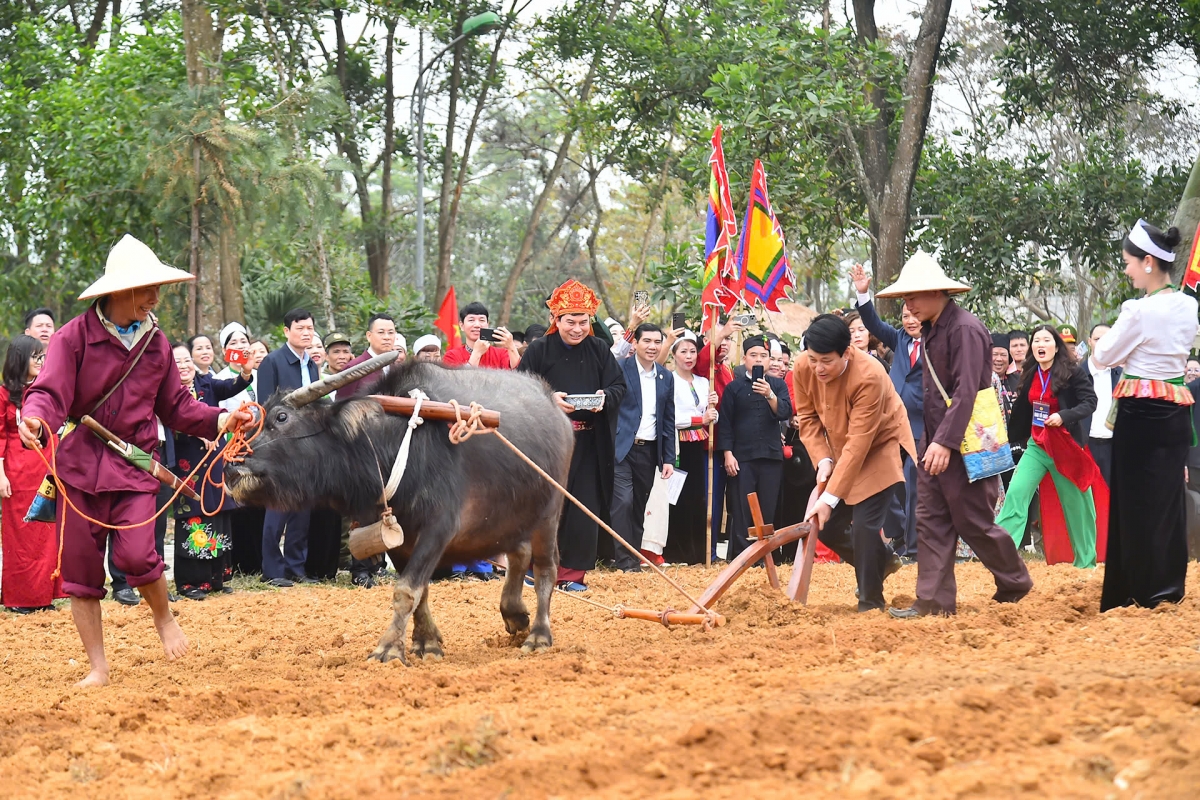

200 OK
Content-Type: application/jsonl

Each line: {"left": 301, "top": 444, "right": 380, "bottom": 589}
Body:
{"left": 518, "top": 279, "right": 626, "bottom": 591}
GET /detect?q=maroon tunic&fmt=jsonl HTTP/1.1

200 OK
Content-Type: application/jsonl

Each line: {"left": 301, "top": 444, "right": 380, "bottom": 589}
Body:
{"left": 22, "top": 305, "right": 222, "bottom": 494}
{"left": 914, "top": 300, "right": 1032, "bottom": 613}
{"left": 21, "top": 305, "right": 225, "bottom": 598}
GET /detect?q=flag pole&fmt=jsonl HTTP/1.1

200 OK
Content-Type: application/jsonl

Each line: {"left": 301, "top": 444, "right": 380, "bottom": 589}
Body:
{"left": 705, "top": 315, "right": 717, "bottom": 567}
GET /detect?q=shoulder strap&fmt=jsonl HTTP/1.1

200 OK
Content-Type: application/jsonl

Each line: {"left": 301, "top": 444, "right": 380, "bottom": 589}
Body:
{"left": 90, "top": 323, "right": 159, "bottom": 415}
{"left": 924, "top": 354, "right": 952, "bottom": 407}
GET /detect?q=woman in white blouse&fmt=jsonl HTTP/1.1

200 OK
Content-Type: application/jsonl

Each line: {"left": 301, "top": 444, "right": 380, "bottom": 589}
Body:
{"left": 214, "top": 322, "right": 258, "bottom": 413}
{"left": 1091, "top": 219, "right": 1198, "bottom": 611}
{"left": 662, "top": 332, "right": 718, "bottom": 564}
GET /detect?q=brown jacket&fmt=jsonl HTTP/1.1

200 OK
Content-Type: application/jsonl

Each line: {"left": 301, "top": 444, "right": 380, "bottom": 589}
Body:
{"left": 792, "top": 347, "right": 917, "bottom": 506}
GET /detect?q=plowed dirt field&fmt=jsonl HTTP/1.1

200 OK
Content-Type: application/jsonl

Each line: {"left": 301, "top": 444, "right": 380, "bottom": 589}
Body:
{"left": 2, "top": 561, "right": 1199, "bottom": 798}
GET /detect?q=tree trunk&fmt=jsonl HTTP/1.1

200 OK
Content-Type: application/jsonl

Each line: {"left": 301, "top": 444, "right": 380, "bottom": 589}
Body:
{"left": 498, "top": 0, "right": 623, "bottom": 324}
{"left": 182, "top": 0, "right": 237, "bottom": 331}
{"left": 218, "top": 216, "right": 243, "bottom": 324}
{"left": 189, "top": 140, "right": 201, "bottom": 335}
{"left": 1172, "top": 147, "right": 1200, "bottom": 283}
{"left": 332, "top": 8, "right": 387, "bottom": 298}
{"left": 434, "top": 0, "right": 517, "bottom": 307}
{"left": 849, "top": 0, "right": 952, "bottom": 317}
{"left": 433, "top": 2, "right": 469, "bottom": 305}
{"left": 378, "top": 17, "right": 397, "bottom": 298}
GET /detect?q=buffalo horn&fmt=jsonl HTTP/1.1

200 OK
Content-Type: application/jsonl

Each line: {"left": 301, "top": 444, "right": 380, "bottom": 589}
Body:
{"left": 283, "top": 350, "right": 401, "bottom": 407}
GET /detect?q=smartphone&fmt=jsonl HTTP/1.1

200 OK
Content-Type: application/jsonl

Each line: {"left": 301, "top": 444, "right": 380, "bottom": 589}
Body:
{"left": 479, "top": 328, "right": 500, "bottom": 343}
{"left": 751, "top": 364, "right": 765, "bottom": 382}
{"left": 733, "top": 313, "right": 756, "bottom": 327}
{"left": 225, "top": 347, "right": 248, "bottom": 365}
{"left": 633, "top": 290, "right": 650, "bottom": 307}
{"left": 671, "top": 311, "right": 686, "bottom": 330}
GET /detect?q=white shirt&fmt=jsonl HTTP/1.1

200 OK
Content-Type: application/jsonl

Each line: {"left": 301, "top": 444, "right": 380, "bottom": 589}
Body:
{"left": 672, "top": 372, "right": 710, "bottom": 428}
{"left": 634, "top": 358, "right": 658, "bottom": 441}
{"left": 1092, "top": 292, "right": 1199, "bottom": 379}
{"left": 216, "top": 366, "right": 258, "bottom": 413}
{"left": 1088, "top": 360, "right": 1114, "bottom": 440}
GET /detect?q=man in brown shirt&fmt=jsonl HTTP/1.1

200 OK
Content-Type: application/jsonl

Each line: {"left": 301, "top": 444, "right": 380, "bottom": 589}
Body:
{"left": 876, "top": 253, "right": 1033, "bottom": 616}
{"left": 793, "top": 315, "right": 915, "bottom": 611}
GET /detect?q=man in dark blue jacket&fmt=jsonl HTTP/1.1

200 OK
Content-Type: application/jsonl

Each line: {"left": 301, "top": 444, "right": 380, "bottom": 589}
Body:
{"left": 717, "top": 335, "right": 793, "bottom": 560}
{"left": 852, "top": 264, "right": 923, "bottom": 559}
{"left": 256, "top": 308, "right": 320, "bottom": 586}
{"left": 612, "top": 324, "right": 675, "bottom": 571}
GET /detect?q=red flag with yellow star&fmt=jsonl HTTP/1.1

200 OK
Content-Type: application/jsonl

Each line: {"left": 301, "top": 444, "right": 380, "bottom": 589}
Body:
{"left": 1182, "top": 221, "right": 1200, "bottom": 292}
{"left": 435, "top": 286, "right": 462, "bottom": 349}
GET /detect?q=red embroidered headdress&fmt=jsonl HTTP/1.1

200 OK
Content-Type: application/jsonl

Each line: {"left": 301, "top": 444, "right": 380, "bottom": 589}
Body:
{"left": 546, "top": 279, "right": 600, "bottom": 333}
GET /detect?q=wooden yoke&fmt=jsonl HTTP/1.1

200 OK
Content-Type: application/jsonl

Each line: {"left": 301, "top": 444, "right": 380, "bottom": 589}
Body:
{"left": 688, "top": 491, "right": 820, "bottom": 613}
{"left": 366, "top": 395, "right": 501, "bottom": 428}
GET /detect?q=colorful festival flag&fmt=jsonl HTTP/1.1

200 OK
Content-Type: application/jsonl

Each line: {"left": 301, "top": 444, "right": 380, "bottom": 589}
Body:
{"left": 1182, "top": 220, "right": 1200, "bottom": 293}
{"left": 700, "top": 125, "right": 740, "bottom": 332}
{"left": 435, "top": 286, "right": 463, "bottom": 349}
{"left": 734, "top": 159, "right": 794, "bottom": 312}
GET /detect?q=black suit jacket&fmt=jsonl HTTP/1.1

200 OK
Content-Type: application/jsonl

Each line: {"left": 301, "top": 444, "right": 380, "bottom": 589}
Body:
{"left": 1008, "top": 363, "right": 1097, "bottom": 448}
{"left": 256, "top": 344, "right": 320, "bottom": 403}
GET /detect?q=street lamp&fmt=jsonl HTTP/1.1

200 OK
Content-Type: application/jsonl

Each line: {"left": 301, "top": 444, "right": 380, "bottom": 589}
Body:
{"left": 412, "top": 12, "right": 503, "bottom": 298}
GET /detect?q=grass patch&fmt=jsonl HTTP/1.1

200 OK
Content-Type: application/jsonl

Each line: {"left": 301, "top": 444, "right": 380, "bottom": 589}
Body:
{"left": 428, "top": 717, "right": 505, "bottom": 775}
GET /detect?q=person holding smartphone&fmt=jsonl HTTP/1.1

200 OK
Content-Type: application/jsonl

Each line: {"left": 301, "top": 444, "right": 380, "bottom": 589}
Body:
{"left": 716, "top": 335, "right": 792, "bottom": 560}
{"left": 443, "top": 301, "right": 521, "bottom": 369}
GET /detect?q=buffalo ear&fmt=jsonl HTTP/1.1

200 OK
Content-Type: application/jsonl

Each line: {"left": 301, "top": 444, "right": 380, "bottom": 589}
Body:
{"left": 332, "top": 399, "right": 386, "bottom": 438}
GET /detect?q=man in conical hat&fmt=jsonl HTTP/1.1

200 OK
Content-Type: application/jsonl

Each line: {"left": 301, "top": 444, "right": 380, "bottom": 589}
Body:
{"left": 874, "top": 251, "right": 1033, "bottom": 618}
{"left": 18, "top": 235, "right": 254, "bottom": 687}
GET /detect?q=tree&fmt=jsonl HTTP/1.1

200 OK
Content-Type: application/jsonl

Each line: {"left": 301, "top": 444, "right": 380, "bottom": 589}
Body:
{"left": 992, "top": 0, "right": 1200, "bottom": 274}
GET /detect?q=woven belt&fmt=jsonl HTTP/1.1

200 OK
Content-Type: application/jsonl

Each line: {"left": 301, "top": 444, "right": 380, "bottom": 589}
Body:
{"left": 571, "top": 419, "right": 594, "bottom": 432}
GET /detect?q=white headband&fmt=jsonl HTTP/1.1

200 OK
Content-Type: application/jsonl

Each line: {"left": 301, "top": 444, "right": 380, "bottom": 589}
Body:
{"left": 671, "top": 330, "right": 698, "bottom": 351}
{"left": 219, "top": 321, "right": 248, "bottom": 349}
{"left": 1129, "top": 219, "right": 1175, "bottom": 263}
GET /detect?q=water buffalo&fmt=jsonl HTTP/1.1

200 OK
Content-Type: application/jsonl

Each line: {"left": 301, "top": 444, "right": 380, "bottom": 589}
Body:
{"left": 224, "top": 355, "right": 574, "bottom": 663}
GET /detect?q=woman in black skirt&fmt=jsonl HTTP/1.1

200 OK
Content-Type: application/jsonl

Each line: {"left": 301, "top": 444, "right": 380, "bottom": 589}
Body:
{"left": 169, "top": 342, "right": 250, "bottom": 600}
{"left": 663, "top": 333, "right": 718, "bottom": 564}
{"left": 1091, "top": 220, "right": 1198, "bottom": 610}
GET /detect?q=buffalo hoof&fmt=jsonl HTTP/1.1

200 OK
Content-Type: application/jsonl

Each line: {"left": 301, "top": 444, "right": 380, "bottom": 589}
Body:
{"left": 520, "top": 629, "right": 553, "bottom": 654}
{"left": 502, "top": 611, "right": 530, "bottom": 635}
{"left": 411, "top": 638, "right": 444, "bottom": 662}
{"left": 368, "top": 643, "right": 408, "bottom": 665}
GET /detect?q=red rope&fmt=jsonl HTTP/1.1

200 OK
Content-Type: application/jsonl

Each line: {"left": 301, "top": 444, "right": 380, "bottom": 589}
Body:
{"left": 26, "top": 402, "right": 265, "bottom": 581}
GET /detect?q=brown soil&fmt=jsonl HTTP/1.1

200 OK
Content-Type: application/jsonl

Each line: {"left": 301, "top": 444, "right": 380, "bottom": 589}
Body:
{"left": 2, "top": 562, "right": 1199, "bottom": 799}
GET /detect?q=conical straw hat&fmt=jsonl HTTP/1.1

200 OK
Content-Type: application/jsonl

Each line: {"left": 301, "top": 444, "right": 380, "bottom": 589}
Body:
{"left": 874, "top": 251, "right": 971, "bottom": 298}
{"left": 78, "top": 235, "right": 195, "bottom": 300}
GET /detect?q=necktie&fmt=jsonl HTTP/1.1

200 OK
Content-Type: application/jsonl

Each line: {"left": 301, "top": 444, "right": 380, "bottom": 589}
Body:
{"left": 910, "top": 340, "right": 921, "bottom": 368}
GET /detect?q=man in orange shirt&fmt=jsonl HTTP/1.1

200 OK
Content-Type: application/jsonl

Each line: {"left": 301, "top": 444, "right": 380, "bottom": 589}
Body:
{"left": 793, "top": 314, "right": 914, "bottom": 611}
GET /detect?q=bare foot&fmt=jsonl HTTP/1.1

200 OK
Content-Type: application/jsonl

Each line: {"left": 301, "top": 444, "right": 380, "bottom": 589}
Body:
{"left": 74, "top": 669, "right": 109, "bottom": 688}
{"left": 154, "top": 616, "right": 189, "bottom": 661}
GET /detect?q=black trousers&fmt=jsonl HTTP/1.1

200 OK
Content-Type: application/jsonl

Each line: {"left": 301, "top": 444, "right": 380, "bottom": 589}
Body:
{"left": 728, "top": 458, "right": 783, "bottom": 560}
{"left": 305, "top": 508, "right": 343, "bottom": 580}
{"left": 108, "top": 483, "right": 170, "bottom": 592}
{"left": 817, "top": 483, "right": 900, "bottom": 611}
{"left": 612, "top": 443, "right": 658, "bottom": 570}
{"left": 1089, "top": 436, "right": 1113, "bottom": 488}
{"left": 882, "top": 453, "right": 919, "bottom": 558}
